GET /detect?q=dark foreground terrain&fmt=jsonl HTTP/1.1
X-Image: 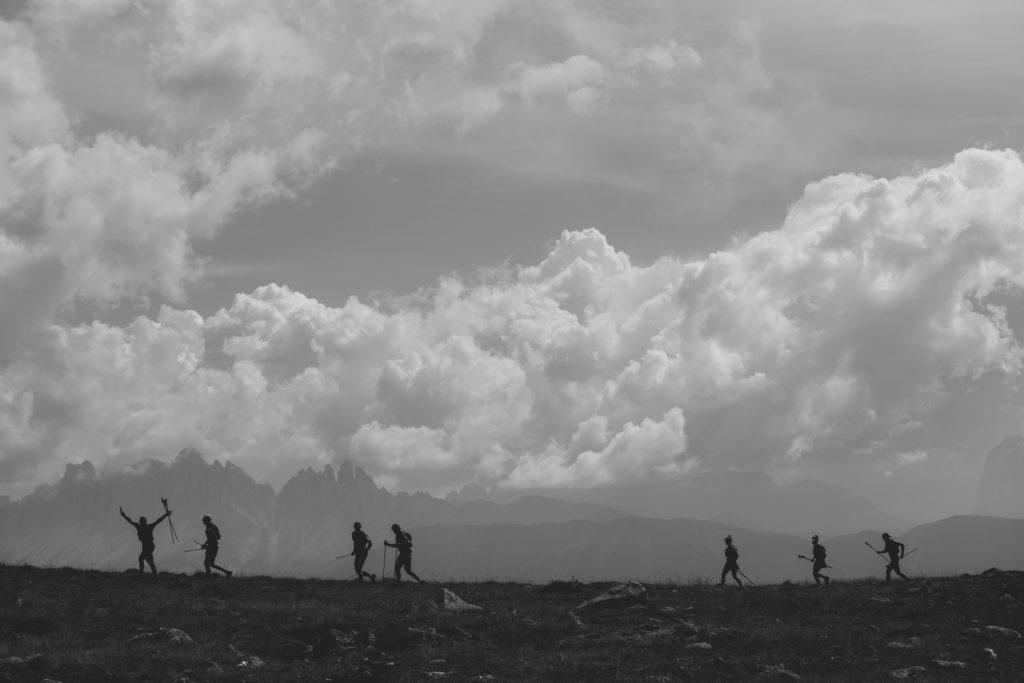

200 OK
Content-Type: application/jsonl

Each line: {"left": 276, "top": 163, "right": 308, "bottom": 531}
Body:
{"left": 1, "top": 565, "right": 1022, "bottom": 681}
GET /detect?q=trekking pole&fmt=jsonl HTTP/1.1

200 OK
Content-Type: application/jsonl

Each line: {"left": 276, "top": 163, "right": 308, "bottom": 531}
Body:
{"left": 798, "top": 555, "right": 833, "bottom": 569}
{"left": 336, "top": 553, "right": 353, "bottom": 559}
{"left": 381, "top": 545, "right": 388, "bottom": 582}
{"left": 864, "top": 541, "right": 890, "bottom": 564}
{"left": 161, "top": 497, "right": 178, "bottom": 543}
{"left": 738, "top": 569, "right": 756, "bottom": 586}
{"left": 904, "top": 547, "right": 918, "bottom": 558}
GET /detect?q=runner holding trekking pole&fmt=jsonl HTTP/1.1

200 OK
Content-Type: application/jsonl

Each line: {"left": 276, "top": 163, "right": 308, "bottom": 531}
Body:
{"left": 384, "top": 523, "right": 424, "bottom": 583}
{"left": 351, "top": 522, "right": 376, "bottom": 583}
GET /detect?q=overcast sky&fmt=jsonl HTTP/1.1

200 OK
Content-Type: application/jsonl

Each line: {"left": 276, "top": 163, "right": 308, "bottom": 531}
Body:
{"left": 3, "top": 1, "right": 1024, "bottom": 522}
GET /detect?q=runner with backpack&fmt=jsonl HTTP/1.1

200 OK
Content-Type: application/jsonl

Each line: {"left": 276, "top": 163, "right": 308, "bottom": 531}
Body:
{"left": 384, "top": 523, "right": 424, "bottom": 583}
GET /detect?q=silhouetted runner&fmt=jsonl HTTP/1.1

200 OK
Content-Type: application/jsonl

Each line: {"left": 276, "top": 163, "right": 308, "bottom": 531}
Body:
{"left": 351, "top": 522, "right": 376, "bottom": 582}
{"left": 119, "top": 505, "right": 171, "bottom": 577}
{"left": 720, "top": 535, "right": 742, "bottom": 587}
{"left": 811, "top": 534, "right": 830, "bottom": 585}
{"left": 876, "top": 532, "right": 910, "bottom": 583}
{"left": 384, "top": 523, "right": 423, "bottom": 583}
{"left": 201, "top": 515, "right": 233, "bottom": 577}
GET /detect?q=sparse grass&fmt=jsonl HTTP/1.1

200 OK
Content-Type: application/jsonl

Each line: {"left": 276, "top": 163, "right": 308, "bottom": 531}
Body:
{"left": 1, "top": 564, "right": 1022, "bottom": 680}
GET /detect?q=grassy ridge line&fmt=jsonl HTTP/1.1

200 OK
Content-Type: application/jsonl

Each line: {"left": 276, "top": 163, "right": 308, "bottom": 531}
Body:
{"left": 0, "top": 564, "right": 1022, "bottom": 681}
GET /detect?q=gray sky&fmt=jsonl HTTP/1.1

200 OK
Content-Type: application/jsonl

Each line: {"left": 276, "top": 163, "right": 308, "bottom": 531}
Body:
{"left": 2, "top": 0, "right": 1024, "bottom": 522}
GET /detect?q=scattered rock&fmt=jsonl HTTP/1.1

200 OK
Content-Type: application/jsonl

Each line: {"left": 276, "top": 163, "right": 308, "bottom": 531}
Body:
{"left": 985, "top": 625, "right": 1022, "bottom": 639}
{"left": 671, "top": 589, "right": 679, "bottom": 595}
{"left": 964, "top": 627, "right": 981, "bottom": 635}
{"left": 425, "top": 672, "right": 453, "bottom": 679}
{"left": 471, "top": 675, "right": 495, "bottom": 682}
{"left": 0, "top": 654, "right": 45, "bottom": 670}
{"left": 236, "top": 655, "right": 265, "bottom": 670}
{"left": 686, "top": 642, "right": 712, "bottom": 651}
{"left": 757, "top": 664, "right": 801, "bottom": 680}
{"left": 983, "top": 648, "right": 997, "bottom": 660}
{"left": 887, "top": 637, "right": 923, "bottom": 650}
{"left": 169, "top": 670, "right": 204, "bottom": 683}
{"left": 870, "top": 597, "right": 892, "bottom": 604}
{"left": 442, "top": 588, "right": 482, "bottom": 612}
{"left": 568, "top": 612, "right": 588, "bottom": 630}
{"left": 126, "top": 627, "right": 193, "bottom": 646}
{"left": 931, "top": 660, "right": 966, "bottom": 670}
{"left": 888, "top": 666, "right": 926, "bottom": 679}
{"left": 576, "top": 582, "right": 648, "bottom": 610}
{"left": 625, "top": 604, "right": 648, "bottom": 612}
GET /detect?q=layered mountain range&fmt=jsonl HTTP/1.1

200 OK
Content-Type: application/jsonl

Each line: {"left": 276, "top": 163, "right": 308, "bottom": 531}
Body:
{"left": 1, "top": 447, "right": 1021, "bottom": 582}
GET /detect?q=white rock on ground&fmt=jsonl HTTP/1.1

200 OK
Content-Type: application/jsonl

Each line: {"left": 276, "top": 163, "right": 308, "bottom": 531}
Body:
{"left": 576, "top": 582, "right": 648, "bottom": 610}
{"left": 442, "top": 588, "right": 482, "bottom": 612}
{"left": 888, "top": 666, "right": 925, "bottom": 679}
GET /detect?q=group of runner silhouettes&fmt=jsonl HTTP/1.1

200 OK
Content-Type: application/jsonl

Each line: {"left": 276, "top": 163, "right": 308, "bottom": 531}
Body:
{"left": 720, "top": 532, "right": 912, "bottom": 587}
{"left": 120, "top": 503, "right": 912, "bottom": 586}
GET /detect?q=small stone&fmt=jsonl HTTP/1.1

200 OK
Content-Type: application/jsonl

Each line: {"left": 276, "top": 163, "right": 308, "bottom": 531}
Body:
{"left": 671, "top": 589, "right": 679, "bottom": 595}
{"left": 964, "top": 627, "right": 981, "bottom": 635}
{"left": 931, "top": 660, "right": 966, "bottom": 670}
{"left": 568, "top": 612, "right": 588, "bottom": 630}
{"left": 471, "top": 676, "right": 495, "bottom": 682}
{"left": 985, "top": 625, "right": 1021, "bottom": 639}
{"left": 686, "top": 642, "right": 712, "bottom": 650}
{"left": 236, "top": 656, "right": 265, "bottom": 670}
{"left": 161, "top": 627, "right": 193, "bottom": 645}
{"left": 887, "top": 637, "right": 923, "bottom": 650}
{"left": 870, "top": 597, "right": 892, "bottom": 604}
{"left": 442, "top": 588, "right": 482, "bottom": 612}
{"left": 577, "top": 582, "right": 648, "bottom": 610}
{"left": 888, "top": 666, "right": 925, "bottom": 679}
{"left": 983, "top": 648, "right": 997, "bottom": 660}
{"left": 425, "top": 672, "right": 452, "bottom": 679}
{"left": 757, "top": 664, "right": 801, "bottom": 680}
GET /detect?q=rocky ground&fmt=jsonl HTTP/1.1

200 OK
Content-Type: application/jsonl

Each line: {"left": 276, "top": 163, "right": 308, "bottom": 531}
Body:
{"left": 1, "top": 564, "right": 1022, "bottom": 681}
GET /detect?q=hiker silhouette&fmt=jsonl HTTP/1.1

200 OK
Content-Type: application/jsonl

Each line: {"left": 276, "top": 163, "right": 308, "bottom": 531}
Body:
{"left": 811, "top": 534, "right": 830, "bottom": 585}
{"left": 384, "top": 523, "right": 423, "bottom": 583}
{"left": 119, "top": 505, "right": 171, "bottom": 576}
{"left": 877, "top": 532, "right": 910, "bottom": 583}
{"left": 201, "top": 515, "right": 233, "bottom": 577}
{"left": 720, "top": 535, "right": 742, "bottom": 586}
{"left": 351, "top": 522, "right": 376, "bottom": 582}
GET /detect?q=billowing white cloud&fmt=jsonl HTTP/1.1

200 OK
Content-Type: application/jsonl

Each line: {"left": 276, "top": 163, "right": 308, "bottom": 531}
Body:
{"left": 3, "top": 148, "right": 1024, "bottom": 497}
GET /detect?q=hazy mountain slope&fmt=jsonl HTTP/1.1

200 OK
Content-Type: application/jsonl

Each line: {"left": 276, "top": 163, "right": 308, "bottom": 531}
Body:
{"left": 407, "top": 514, "right": 1024, "bottom": 583}
{"left": 455, "top": 470, "right": 900, "bottom": 536}
{"left": 975, "top": 435, "right": 1024, "bottom": 517}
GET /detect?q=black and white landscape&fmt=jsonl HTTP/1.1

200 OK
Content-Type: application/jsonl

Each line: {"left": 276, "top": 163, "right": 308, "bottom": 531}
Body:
{"left": 2, "top": 445, "right": 1022, "bottom": 582}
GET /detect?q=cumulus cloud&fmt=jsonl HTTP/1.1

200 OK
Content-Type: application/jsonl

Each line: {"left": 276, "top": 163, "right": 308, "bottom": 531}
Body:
{"left": 3, "top": 148, "right": 1024, "bottom": 497}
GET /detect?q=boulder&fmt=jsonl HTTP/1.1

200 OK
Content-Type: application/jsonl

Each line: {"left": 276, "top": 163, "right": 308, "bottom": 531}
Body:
{"left": 442, "top": 588, "right": 482, "bottom": 612}
{"left": 576, "top": 582, "right": 648, "bottom": 610}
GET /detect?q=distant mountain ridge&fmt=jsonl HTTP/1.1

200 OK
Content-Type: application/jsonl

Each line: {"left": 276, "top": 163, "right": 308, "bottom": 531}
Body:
{"left": 0, "top": 447, "right": 630, "bottom": 577}
{"left": 3, "top": 447, "right": 1018, "bottom": 582}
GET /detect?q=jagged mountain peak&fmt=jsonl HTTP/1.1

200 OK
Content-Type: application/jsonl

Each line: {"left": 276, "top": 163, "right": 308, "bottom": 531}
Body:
{"left": 174, "top": 446, "right": 207, "bottom": 465}
{"left": 62, "top": 461, "right": 96, "bottom": 482}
